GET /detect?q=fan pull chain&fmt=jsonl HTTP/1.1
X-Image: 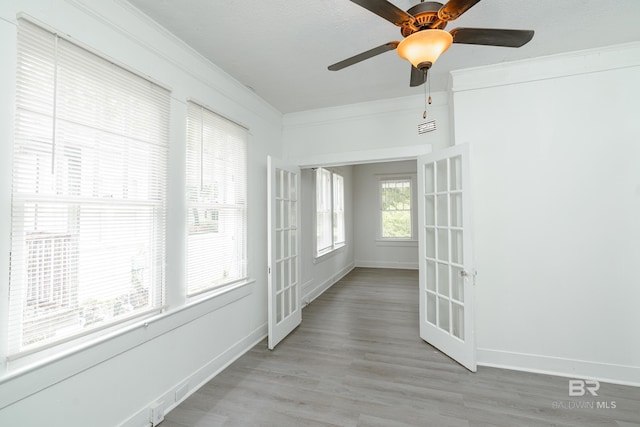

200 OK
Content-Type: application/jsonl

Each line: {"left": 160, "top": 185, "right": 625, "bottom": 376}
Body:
{"left": 423, "top": 70, "right": 428, "bottom": 119}
{"left": 422, "top": 70, "right": 432, "bottom": 119}
{"left": 428, "top": 69, "right": 432, "bottom": 105}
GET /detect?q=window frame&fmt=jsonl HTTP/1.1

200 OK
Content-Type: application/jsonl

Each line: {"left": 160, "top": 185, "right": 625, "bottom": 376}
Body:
{"left": 314, "top": 167, "right": 345, "bottom": 259}
{"left": 378, "top": 175, "right": 417, "bottom": 241}
{"left": 185, "top": 101, "right": 248, "bottom": 298}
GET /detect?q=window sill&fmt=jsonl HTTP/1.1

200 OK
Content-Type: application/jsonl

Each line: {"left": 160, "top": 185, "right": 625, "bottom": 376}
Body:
{"left": 314, "top": 244, "right": 345, "bottom": 264}
{"left": 186, "top": 278, "right": 254, "bottom": 302}
{"left": 376, "top": 239, "right": 418, "bottom": 247}
{"left": 0, "top": 279, "right": 255, "bottom": 409}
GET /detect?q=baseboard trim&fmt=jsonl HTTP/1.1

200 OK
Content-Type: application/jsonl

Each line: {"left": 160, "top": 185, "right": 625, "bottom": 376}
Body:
{"left": 302, "top": 263, "right": 355, "bottom": 305}
{"left": 477, "top": 348, "right": 640, "bottom": 387}
{"left": 121, "top": 323, "right": 268, "bottom": 427}
{"left": 355, "top": 260, "right": 418, "bottom": 270}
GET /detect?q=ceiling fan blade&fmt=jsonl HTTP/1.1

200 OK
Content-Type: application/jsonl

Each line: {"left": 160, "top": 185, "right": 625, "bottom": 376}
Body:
{"left": 450, "top": 28, "right": 534, "bottom": 47}
{"left": 410, "top": 66, "right": 427, "bottom": 87}
{"left": 350, "top": 0, "right": 416, "bottom": 27}
{"left": 438, "top": 0, "right": 481, "bottom": 21}
{"left": 328, "top": 41, "right": 399, "bottom": 71}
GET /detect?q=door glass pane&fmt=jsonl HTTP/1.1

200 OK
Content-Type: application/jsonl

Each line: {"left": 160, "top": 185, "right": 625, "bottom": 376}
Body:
{"left": 424, "top": 163, "right": 434, "bottom": 194}
{"left": 291, "top": 257, "right": 297, "bottom": 284}
{"left": 427, "top": 292, "right": 436, "bottom": 325}
{"left": 438, "top": 296, "right": 450, "bottom": 332}
{"left": 276, "top": 230, "right": 283, "bottom": 259}
{"left": 290, "top": 201, "right": 297, "bottom": 228}
{"left": 450, "top": 155, "right": 462, "bottom": 191}
{"left": 426, "top": 259, "right": 436, "bottom": 291}
{"left": 290, "top": 229, "right": 297, "bottom": 256}
{"left": 436, "top": 159, "right": 448, "bottom": 192}
{"left": 276, "top": 169, "right": 282, "bottom": 198}
{"left": 451, "top": 229, "right": 463, "bottom": 264}
{"left": 283, "top": 230, "right": 290, "bottom": 258}
{"left": 425, "top": 196, "right": 435, "bottom": 226}
{"left": 450, "top": 193, "right": 462, "bottom": 227}
{"left": 287, "top": 171, "right": 294, "bottom": 200}
{"left": 284, "top": 288, "right": 291, "bottom": 317}
{"left": 451, "top": 266, "right": 464, "bottom": 303}
{"left": 291, "top": 285, "right": 297, "bottom": 312}
{"left": 290, "top": 173, "right": 297, "bottom": 201}
{"left": 437, "top": 228, "right": 448, "bottom": 261}
{"left": 438, "top": 262, "right": 449, "bottom": 297}
{"left": 276, "top": 291, "right": 283, "bottom": 322}
{"left": 425, "top": 227, "right": 435, "bottom": 258}
{"left": 283, "top": 258, "right": 290, "bottom": 287}
{"left": 452, "top": 303, "right": 464, "bottom": 340}
{"left": 277, "top": 261, "right": 284, "bottom": 292}
{"left": 437, "top": 194, "right": 448, "bottom": 227}
{"left": 276, "top": 200, "right": 282, "bottom": 229}
{"left": 283, "top": 201, "right": 290, "bottom": 228}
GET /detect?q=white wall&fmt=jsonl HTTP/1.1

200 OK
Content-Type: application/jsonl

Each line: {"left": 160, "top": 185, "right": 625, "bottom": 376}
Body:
{"left": 451, "top": 43, "right": 640, "bottom": 385}
{"left": 299, "top": 166, "right": 355, "bottom": 303}
{"left": 282, "top": 92, "right": 450, "bottom": 167}
{"left": 353, "top": 161, "right": 419, "bottom": 270}
{"left": 0, "top": 1, "right": 282, "bottom": 425}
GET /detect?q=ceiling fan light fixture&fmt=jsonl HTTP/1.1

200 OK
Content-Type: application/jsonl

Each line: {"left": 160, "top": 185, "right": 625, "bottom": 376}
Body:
{"left": 397, "top": 29, "right": 453, "bottom": 70}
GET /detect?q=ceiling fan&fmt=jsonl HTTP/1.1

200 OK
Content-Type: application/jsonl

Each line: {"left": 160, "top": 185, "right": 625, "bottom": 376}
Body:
{"left": 328, "top": 0, "right": 534, "bottom": 87}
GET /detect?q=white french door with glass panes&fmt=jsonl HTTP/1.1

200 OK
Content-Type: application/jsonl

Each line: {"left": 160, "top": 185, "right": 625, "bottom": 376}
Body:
{"left": 417, "top": 144, "right": 476, "bottom": 371}
{"left": 267, "top": 156, "right": 301, "bottom": 349}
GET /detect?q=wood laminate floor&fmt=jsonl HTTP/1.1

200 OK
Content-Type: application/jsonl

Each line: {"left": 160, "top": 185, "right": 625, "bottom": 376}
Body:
{"left": 162, "top": 268, "right": 640, "bottom": 427}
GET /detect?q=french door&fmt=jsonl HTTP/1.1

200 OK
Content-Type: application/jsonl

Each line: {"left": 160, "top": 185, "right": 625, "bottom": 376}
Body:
{"left": 267, "top": 156, "right": 302, "bottom": 349}
{"left": 417, "top": 144, "right": 476, "bottom": 371}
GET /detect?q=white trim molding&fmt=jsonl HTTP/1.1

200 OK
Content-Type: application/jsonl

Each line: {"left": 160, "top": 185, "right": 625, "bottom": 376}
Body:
{"left": 301, "top": 263, "right": 355, "bottom": 305}
{"left": 450, "top": 41, "right": 640, "bottom": 93}
{"left": 292, "top": 145, "right": 432, "bottom": 170}
{"left": 477, "top": 348, "right": 640, "bottom": 388}
{"left": 355, "top": 260, "right": 418, "bottom": 270}
{"left": 120, "top": 323, "right": 267, "bottom": 427}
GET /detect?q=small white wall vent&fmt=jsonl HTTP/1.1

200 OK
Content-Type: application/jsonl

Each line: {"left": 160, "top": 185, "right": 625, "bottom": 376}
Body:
{"left": 418, "top": 120, "right": 436, "bottom": 135}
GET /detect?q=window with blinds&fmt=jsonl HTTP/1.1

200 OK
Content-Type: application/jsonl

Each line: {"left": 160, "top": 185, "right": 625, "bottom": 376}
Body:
{"left": 315, "top": 168, "right": 345, "bottom": 256}
{"left": 186, "top": 102, "right": 247, "bottom": 296}
{"left": 333, "top": 173, "right": 345, "bottom": 245}
{"left": 315, "top": 168, "right": 333, "bottom": 255}
{"left": 8, "top": 20, "right": 170, "bottom": 356}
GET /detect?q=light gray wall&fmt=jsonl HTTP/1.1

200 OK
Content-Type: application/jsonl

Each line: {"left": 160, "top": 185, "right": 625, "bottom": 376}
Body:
{"left": 0, "top": 1, "right": 282, "bottom": 425}
{"left": 353, "top": 160, "right": 419, "bottom": 270}
{"left": 451, "top": 42, "right": 640, "bottom": 385}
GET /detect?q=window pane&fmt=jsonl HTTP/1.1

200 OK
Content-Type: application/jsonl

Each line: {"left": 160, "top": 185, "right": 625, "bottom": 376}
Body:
{"left": 380, "top": 179, "right": 412, "bottom": 239}
{"left": 381, "top": 211, "right": 411, "bottom": 238}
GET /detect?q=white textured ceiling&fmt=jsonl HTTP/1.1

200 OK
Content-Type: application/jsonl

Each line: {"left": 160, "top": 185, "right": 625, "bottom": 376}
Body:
{"left": 127, "top": 0, "right": 640, "bottom": 113}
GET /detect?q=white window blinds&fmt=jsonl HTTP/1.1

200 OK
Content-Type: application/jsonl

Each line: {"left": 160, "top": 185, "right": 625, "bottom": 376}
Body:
{"left": 333, "top": 173, "right": 345, "bottom": 245}
{"left": 186, "top": 102, "right": 247, "bottom": 296}
{"left": 315, "top": 168, "right": 344, "bottom": 256}
{"left": 315, "top": 168, "right": 332, "bottom": 255}
{"left": 8, "top": 20, "right": 170, "bottom": 356}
